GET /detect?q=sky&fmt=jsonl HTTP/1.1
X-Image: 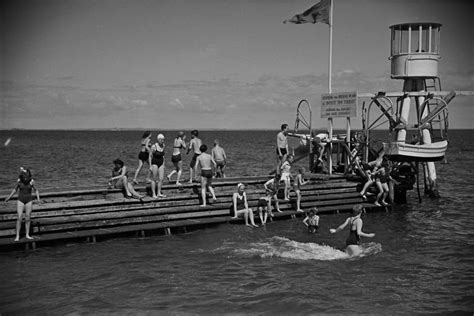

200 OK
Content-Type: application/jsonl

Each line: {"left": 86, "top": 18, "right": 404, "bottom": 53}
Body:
{"left": 1, "top": 0, "right": 473, "bottom": 130}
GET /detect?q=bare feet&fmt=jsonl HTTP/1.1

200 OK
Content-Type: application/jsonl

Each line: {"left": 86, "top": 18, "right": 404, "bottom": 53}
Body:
{"left": 158, "top": 194, "right": 167, "bottom": 198}
{"left": 276, "top": 209, "right": 283, "bottom": 213}
{"left": 200, "top": 204, "right": 206, "bottom": 207}
{"left": 14, "top": 237, "right": 19, "bottom": 242}
{"left": 176, "top": 182, "right": 182, "bottom": 186}
{"left": 374, "top": 201, "right": 381, "bottom": 206}
{"left": 26, "top": 236, "right": 33, "bottom": 240}
{"left": 296, "top": 209, "right": 304, "bottom": 213}
{"left": 381, "top": 201, "right": 390, "bottom": 206}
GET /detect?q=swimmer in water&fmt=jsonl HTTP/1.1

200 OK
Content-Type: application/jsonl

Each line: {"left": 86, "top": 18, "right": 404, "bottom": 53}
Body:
{"left": 329, "top": 204, "right": 375, "bottom": 256}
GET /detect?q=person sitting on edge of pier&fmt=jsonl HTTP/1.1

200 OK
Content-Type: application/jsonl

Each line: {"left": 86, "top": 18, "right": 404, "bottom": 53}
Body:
{"left": 264, "top": 174, "right": 282, "bottom": 213}
{"left": 359, "top": 151, "right": 385, "bottom": 200}
{"left": 329, "top": 204, "right": 375, "bottom": 256}
{"left": 256, "top": 190, "right": 273, "bottom": 225}
{"left": 196, "top": 144, "right": 217, "bottom": 207}
{"left": 109, "top": 159, "right": 144, "bottom": 200}
{"left": 303, "top": 207, "right": 319, "bottom": 234}
{"left": 231, "top": 183, "right": 258, "bottom": 227}
{"left": 5, "top": 167, "right": 41, "bottom": 242}
{"left": 280, "top": 154, "right": 294, "bottom": 201}
{"left": 294, "top": 167, "right": 309, "bottom": 212}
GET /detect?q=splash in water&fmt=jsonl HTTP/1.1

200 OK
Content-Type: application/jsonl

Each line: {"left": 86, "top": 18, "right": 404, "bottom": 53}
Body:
{"left": 229, "top": 236, "right": 382, "bottom": 261}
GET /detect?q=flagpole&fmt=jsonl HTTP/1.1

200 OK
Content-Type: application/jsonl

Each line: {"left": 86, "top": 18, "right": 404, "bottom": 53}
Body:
{"left": 328, "top": 0, "right": 334, "bottom": 175}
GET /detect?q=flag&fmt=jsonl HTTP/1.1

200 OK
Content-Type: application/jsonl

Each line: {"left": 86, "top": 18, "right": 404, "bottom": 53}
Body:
{"left": 283, "top": 0, "right": 330, "bottom": 25}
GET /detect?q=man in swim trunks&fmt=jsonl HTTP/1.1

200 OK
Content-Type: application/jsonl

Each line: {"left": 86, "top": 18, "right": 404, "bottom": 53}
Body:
{"left": 211, "top": 139, "right": 227, "bottom": 178}
{"left": 187, "top": 130, "right": 202, "bottom": 183}
{"left": 276, "top": 124, "right": 289, "bottom": 171}
{"left": 196, "top": 144, "right": 217, "bottom": 207}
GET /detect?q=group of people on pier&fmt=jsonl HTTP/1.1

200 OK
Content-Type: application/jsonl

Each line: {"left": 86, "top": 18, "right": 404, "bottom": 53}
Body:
{"left": 4, "top": 125, "right": 376, "bottom": 255}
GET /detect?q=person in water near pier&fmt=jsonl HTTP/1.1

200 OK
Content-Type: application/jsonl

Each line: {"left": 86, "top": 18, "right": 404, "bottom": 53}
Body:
{"left": 280, "top": 154, "right": 294, "bottom": 201}
{"left": 167, "top": 131, "right": 187, "bottom": 185}
{"left": 132, "top": 131, "right": 152, "bottom": 185}
{"left": 294, "top": 167, "right": 308, "bottom": 212}
{"left": 109, "top": 159, "right": 144, "bottom": 200}
{"left": 303, "top": 207, "right": 319, "bottom": 233}
{"left": 187, "top": 130, "right": 202, "bottom": 183}
{"left": 231, "top": 183, "right": 258, "bottom": 227}
{"left": 264, "top": 174, "right": 282, "bottom": 213}
{"left": 330, "top": 204, "right": 375, "bottom": 256}
{"left": 276, "top": 123, "right": 289, "bottom": 173}
{"left": 150, "top": 134, "right": 166, "bottom": 198}
{"left": 211, "top": 139, "right": 227, "bottom": 178}
{"left": 196, "top": 144, "right": 217, "bottom": 207}
{"left": 5, "top": 167, "right": 40, "bottom": 241}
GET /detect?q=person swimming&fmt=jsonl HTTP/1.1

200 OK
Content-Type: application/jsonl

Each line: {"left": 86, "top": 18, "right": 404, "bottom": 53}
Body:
{"left": 329, "top": 204, "right": 375, "bottom": 256}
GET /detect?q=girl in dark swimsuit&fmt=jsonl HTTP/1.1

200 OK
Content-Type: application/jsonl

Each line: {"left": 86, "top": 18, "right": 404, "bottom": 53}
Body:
{"left": 330, "top": 205, "right": 375, "bottom": 256}
{"left": 231, "top": 184, "right": 258, "bottom": 227}
{"left": 132, "top": 131, "right": 152, "bottom": 184}
{"left": 5, "top": 168, "right": 40, "bottom": 241}
{"left": 167, "top": 131, "right": 186, "bottom": 185}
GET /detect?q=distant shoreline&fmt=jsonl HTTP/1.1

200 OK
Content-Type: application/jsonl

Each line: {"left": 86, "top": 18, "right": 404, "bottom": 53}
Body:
{"left": 1, "top": 128, "right": 473, "bottom": 131}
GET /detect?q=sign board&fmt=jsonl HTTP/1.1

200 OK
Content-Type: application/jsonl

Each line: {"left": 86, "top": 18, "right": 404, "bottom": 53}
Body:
{"left": 321, "top": 92, "right": 358, "bottom": 118}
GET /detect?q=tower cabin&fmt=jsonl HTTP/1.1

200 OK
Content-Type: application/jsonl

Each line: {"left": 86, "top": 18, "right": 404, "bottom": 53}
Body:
{"left": 389, "top": 22, "right": 441, "bottom": 81}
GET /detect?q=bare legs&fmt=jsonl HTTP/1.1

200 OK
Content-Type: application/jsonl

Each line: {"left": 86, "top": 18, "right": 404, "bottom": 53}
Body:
{"left": 167, "top": 161, "right": 183, "bottom": 185}
{"left": 200, "top": 177, "right": 216, "bottom": 207}
{"left": 15, "top": 201, "right": 33, "bottom": 241}
{"left": 133, "top": 160, "right": 144, "bottom": 184}
{"left": 151, "top": 165, "right": 166, "bottom": 198}
{"left": 296, "top": 189, "right": 303, "bottom": 212}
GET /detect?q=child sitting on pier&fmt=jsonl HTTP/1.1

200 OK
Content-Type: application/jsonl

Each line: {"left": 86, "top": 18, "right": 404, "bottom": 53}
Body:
{"left": 256, "top": 190, "right": 274, "bottom": 225}
{"left": 294, "top": 167, "right": 308, "bottom": 212}
{"left": 231, "top": 183, "right": 258, "bottom": 227}
{"left": 303, "top": 207, "right": 319, "bottom": 234}
{"left": 264, "top": 174, "right": 282, "bottom": 213}
{"left": 109, "top": 159, "right": 144, "bottom": 200}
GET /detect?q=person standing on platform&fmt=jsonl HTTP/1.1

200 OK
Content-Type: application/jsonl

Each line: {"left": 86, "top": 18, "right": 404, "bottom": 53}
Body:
{"left": 196, "top": 144, "right": 217, "bottom": 207}
{"left": 132, "top": 131, "right": 152, "bottom": 185}
{"left": 276, "top": 124, "right": 289, "bottom": 173}
{"left": 5, "top": 167, "right": 41, "bottom": 242}
{"left": 187, "top": 130, "right": 202, "bottom": 183}
{"left": 294, "top": 167, "right": 309, "bottom": 212}
{"left": 150, "top": 134, "right": 167, "bottom": 198}
{"left": 167, "top": 131, "right": 187, "bottom": 185}
{"left": 211, "top": 139, "right": 227, "bottom": 178}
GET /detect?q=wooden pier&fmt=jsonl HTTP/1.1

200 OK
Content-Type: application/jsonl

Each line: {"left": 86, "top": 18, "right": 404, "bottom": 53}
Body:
{"left": 0, "top": 174, "right": 383, "bottom": 251}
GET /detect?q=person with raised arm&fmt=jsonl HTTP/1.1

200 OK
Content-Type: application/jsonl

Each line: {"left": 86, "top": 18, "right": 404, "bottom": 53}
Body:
{"left": 329, "top": 204, "right": 375, "bottom": 256}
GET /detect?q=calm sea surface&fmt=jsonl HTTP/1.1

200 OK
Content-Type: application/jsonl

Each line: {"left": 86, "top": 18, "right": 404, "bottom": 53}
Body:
{"left": 0, "top": 130, "right": 473, "bottom": 314}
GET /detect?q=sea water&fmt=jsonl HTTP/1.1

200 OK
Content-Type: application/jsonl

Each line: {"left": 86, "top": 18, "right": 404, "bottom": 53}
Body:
{"left": 0, "top": 130, "right": 473, "bottom": 314}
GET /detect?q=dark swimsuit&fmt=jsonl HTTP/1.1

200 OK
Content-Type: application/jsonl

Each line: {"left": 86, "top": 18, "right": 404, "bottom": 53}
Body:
{"left": 171, "top": 140, "right": 183, "bottom": 163}
{"left": 138, "top": 140, "right": 150, "bottom": 162}
{"left": 151, "top": 145, "right": 165, "bottom": 167}
{"left": 190, "top": 153, "right": 200, "bottom": 168}
{"left": 201, "top": 169, "right": 213, "bottom": 179}
{"left": 346, "top": 218, "right": 360, "bottom": 246}
{"left": 276, "top": 147, "right": 288, "bottom": 157}
{"left": 17, "top": 181, "right": 34, "bottom": 204}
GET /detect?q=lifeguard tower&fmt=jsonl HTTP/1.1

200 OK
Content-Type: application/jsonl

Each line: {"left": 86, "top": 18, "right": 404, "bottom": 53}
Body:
{"left": 363, "top": 22, "right": 455, "bottom": 198}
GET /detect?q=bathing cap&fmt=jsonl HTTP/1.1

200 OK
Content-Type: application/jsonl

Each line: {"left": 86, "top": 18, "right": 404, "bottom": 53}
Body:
{"left": 237, "top": 183, "right": 245, "bottom": 189}
{"left": 157, "top": 134, "right": 165, "bottom": 140}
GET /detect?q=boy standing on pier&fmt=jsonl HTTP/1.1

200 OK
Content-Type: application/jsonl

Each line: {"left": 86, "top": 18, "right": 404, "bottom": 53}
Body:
{"left": 196, "top": 144, "right": 217, "bottom": 207}
{"left": 187, "top": 130, "right": 202, "bottom": 183}
{"left": 211, "top": 139, "right": 227, "bottom": 178}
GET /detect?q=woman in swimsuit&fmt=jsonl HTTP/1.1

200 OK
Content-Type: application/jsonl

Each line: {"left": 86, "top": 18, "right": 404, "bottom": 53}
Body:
{"left": 167, "top": 131, "right": 186, "bottom": 185}
{"left": 231, "top": 183, "right": 258, "bottom": 227}
{"left": 109, "top": 159, "right": 143, "bottom": 200}
{"left": 280, "top": 154, "right": 294, "bottom": 200}
{"left": 132, "top": 131, "right": 152, "bottom": 184}
{"left": 329, "top": 205, "right": 375, "bottom": 256}
{"left": 150, "top": 133, "right": 166, "bottom": 198}
{"left": 5, "top": 167, "right": 41, "bottom": 241}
